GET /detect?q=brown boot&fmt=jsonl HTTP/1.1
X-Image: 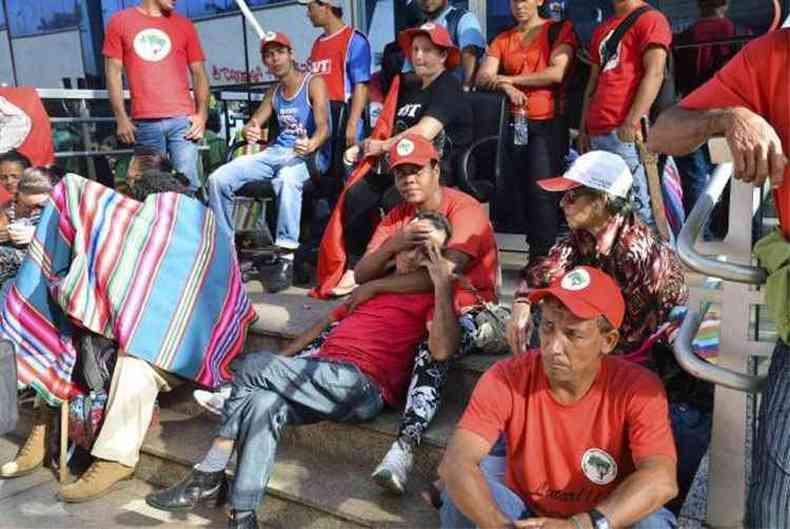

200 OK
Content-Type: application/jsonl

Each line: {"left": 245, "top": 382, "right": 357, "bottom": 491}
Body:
{"left": 58, "top": 459, "right": 134, "bottom": 503}
{"left": 0, "top": 404, "right": 51, "bottom": 478}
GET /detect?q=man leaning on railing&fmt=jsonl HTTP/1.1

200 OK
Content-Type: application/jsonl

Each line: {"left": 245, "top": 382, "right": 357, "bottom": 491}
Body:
{"left": 648, "top": 28, "right": 789, "bottom": 529}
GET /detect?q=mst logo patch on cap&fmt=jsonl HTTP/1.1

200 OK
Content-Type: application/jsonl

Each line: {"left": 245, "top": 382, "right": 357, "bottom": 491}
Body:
{"left": 582, "top": 448, "right": 618, "bottom": 485}
{"left": 396, "top": 138, "right": 415, "bottom": 156}
{"left": 560, "top": 268, "right": 591, "bottom": 291}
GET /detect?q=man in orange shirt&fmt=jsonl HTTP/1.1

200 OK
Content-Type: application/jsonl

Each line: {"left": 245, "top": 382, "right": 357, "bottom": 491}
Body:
{"left": 439, "top": 267, "right": 678, "bottom": 529}
{"left": 648, "top": 29, "right": 789, "bottom": 529}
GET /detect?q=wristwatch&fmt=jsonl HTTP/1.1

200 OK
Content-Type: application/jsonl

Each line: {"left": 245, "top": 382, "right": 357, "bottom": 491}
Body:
{"left": 587, "top": 509, "right": 612, "bottom": 529}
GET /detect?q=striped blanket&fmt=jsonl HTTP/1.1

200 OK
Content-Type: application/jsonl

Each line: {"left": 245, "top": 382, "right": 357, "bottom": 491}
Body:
{"left": 2, "top": 175, "right": 257, "bottom": 405}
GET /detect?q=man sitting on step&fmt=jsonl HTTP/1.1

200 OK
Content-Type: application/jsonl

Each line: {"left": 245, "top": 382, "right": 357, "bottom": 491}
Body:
{"left": 144, "top": 147, "right": 461, "bottom": 529}
{"left": 439, "top": 267, "right": 679, "bottom": 529}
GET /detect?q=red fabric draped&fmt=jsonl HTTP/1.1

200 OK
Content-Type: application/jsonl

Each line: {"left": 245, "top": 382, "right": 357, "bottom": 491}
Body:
{"left": 309, "top": 76, "right": 401, "bottom": 299}
{"left": 0, "top": 87, "right": 55, "bottom": 168}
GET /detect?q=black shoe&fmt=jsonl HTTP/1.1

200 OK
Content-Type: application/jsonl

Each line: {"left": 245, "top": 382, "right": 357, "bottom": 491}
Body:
{"left": 228, "top": 510, "right": 258, "bottom": 529}
{"left": 257, "top": 256, "right": 293, "bottom": 293}
{"left": 145, "top": 467, "right": 226, "bottom": 512}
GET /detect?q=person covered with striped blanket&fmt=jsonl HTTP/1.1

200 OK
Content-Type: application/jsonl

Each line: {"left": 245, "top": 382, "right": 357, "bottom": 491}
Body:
{"left": 0, "top": 168, "right": 257, "bottom": 503}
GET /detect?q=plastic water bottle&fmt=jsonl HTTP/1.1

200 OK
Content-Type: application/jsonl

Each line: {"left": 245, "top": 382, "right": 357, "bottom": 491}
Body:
{"left": 513, "top": 109, "right": 529, "bottom": 146}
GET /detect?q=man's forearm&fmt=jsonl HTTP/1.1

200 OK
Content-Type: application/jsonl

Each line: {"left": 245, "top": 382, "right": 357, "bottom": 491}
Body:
{"left": 105, "top": 66, "right": 128, "bottom": 121}
{"left": 511, "top": 67, "right": 564, "bottom": 88}
{"left": 462, "top": 48, "right": 479, "bottom": 88}
{"left": 347, "top": 83, "right": 369, "bottom": 135}
{"left": 648, "top": 106, "right": 729, "bottom": 156}
{"left": 192, "top": 67, "right": 210, "bottom": 117}
{"left": 366, "top": 270, "right": 433, "bottom": 295}
{"left": 354, "top": 241, "right": 398, "bottom": 284}
{"left": 594, "top": 463, "right": 677, "bottom": 529}
{"left": 281, "top": 315, "right": 331, "bottom": 356}
{"left": 442, "top": 464, "right": 514, "bottom": 529}
{"left": 428, "top": 282, "right": 460, "bottom": 361}
{"left": 624, "top": 68, "right": 663, "bottom": 130}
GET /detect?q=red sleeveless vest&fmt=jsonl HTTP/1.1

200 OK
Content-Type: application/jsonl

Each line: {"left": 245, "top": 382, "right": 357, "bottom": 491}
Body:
{"left": 309, "top": 26, "right": 355, "bottom": 103}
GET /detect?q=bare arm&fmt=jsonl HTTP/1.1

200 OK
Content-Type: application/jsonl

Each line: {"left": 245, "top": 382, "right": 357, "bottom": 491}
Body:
{"left": 475, "top": 55, "right": 500, "bottom": 89}
{"left": 242, "top": 89, "right": 275, "bottom": 144}
{"left": 592, "top": 456, "right": 677, "bottom": 529}
{"left": 345, "top": 82, "right": 369, "bottom": 147}
{"left": 507, "top": 44, "right": 574, "bottom": 87}
{"left": 362, "top": 115, "right": 445, "bottom": 157}
{"left": 185, "top": 61, "right": 210, "bottom": 140}
{"left": 439, "top": 429, "right": 513, "bottom": 529}
{"left": 424, "top": 244, "right": 461, "bottom": 361}
{"left": 649, "top": 106, "right": 787, "bottom": 187}
{"left": 105, "top": 57, "right": 136, "bottom": 144}
{"left": 618, "top": 46, "right": 666, "bottom": 142}
{"left": 307, "top": 76, "right": 331, "bottom": 152}
{"left": 280, "top": 313, "right": 333, "bottom": 356}
{"left": 577, "top": 63, "right": 600, "bottom": 153}
{"left": 461, "top": 46, "right": 480, "bottom": 89}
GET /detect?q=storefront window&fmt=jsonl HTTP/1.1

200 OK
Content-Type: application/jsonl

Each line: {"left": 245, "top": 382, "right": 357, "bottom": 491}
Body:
{"left": 6, "top": 0, "right": 82, "bottom": 37}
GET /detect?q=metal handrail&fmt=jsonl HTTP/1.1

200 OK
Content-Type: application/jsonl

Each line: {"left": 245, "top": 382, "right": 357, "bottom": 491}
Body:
{"left": 673, "top": 310, "right": 767, "bottom": 393}
{"left": 676, "top": 162, "right": 768, "bottom": 285}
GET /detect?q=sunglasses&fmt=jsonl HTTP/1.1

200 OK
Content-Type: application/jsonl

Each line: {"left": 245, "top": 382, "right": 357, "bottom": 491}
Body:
{"left": 563, "top": 187, "right": 600, "bottom": 203}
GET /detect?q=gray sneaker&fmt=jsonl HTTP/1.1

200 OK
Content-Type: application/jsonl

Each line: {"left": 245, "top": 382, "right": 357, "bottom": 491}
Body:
{"left": 371, "top": 440, "right": 414, "bottom": 495}
{"left": 193, "top": 385, "right": 232, "bottom": 416}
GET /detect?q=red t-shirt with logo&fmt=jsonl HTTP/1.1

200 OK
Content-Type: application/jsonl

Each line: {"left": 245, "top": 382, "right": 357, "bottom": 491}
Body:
{"left": 680, "top": 29, "right": 790, "bottom": 237}
{"left": 585, "top": 7, "right": 672, "bottom": 135}
{"left": 458, "top": 352, "right": 676, "bottom": 517}
{"left": 318, "top": 292, "right": 434, "bottom": 406}
{"left": 367, "top": 187, "right": 499, "bottom": 310}
{"left": 487, "top": 21, "right": 577, "bottom": 120}
{"left": 309, "top": 26, "right": 355, "bottom": 103}
{"left": 102, "top": 8, "right": 205, "bottom": 119}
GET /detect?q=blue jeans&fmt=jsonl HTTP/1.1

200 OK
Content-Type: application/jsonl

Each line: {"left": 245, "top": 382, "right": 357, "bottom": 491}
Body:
{"left": 206, "top": 145, "right": 310, "bottom": 248}
{"left": 217, "top": 351, "right": 384, "bottom": 511}
{"left": 674, "top": 145, "right": 713, "bottom": 217}
{"left": 440, "top": 473, "right": 677, "bottom": 528}
{"left": 747, "top": 340, "right": 790, "bottom": 529}
{"left": 134, "top": 116, "right": 200, "bottom": 191}
{"left": 590, "top": 131, "right": 654, "bottom": 230}
{"left": 669, "top": 402, "right": 711, "bottom": 511}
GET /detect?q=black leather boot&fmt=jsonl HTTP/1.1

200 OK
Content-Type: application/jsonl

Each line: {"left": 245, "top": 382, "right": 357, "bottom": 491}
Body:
{"left": 145, "top": 467, "right": 226, "bottom": 512}
{"left": 257, "top": 255, "right": 293, "bottom": 293}
{"left": 228, "top": 510, "right": 258, "bottom": 529}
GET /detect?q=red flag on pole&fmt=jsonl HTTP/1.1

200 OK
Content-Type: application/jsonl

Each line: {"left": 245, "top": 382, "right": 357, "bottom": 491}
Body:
{"left": 309, "top": 75, "right": 401, "bottom": 299}
{"left": 0, "top": 87, "right": 55, "bottom": 168}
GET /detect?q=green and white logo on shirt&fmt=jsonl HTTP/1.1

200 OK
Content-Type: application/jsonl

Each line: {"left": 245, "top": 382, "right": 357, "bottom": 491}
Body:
{"left": 133, "top": 28, "right": 172, "bottom": 62}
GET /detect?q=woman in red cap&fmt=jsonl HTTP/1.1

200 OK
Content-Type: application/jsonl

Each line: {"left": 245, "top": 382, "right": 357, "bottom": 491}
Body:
{"left": 332, "top": 22, "right": 473, "bottom": 296}
{"left": 476, "top": 0, "right": 577, "bottom": 260}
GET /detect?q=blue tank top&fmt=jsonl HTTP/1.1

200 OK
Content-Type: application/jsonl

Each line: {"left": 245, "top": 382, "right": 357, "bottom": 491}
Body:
{"left": 272, "top": 74, "right": 331, "bottom": 171}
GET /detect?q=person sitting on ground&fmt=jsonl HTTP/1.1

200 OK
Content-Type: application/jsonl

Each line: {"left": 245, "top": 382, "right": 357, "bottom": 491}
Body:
{"left": 332, "top": 22, "right": 473, "bottom": 296}
{"left": 0, "top": 170, "right": 256, "bottom": 503}
{"left": 115, "top": 145, "right": 173, "bottom": 195}
{"left": 475, "top": 0, "right": 577, "bottom": 260}
{"left": 505, "top": 151, "right": 704, "bottom": 506}
{"left": 0, "top": 167, "right": 57, "bottom": 304}
{"left": 206, "top": 31, "right": 330, "bottom": 292}
{"left": 440, "top": 266, "right": 679, "bottom": 529}
{"left": 144, "top": 210, "right": 460, "bottom": 529}
{"left": 0, "top": 150, "right": 31, "bottom": 199}
{"left": 341, "top": 135, "right": 498, "bottom": 494}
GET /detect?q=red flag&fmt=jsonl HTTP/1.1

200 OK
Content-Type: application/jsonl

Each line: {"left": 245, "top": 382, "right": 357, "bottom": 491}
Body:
{"left": 0, "top": 87, "right": 55, "bottom": 168}
{"left": 309, "top": 76, "right": 401, "bottom": 299}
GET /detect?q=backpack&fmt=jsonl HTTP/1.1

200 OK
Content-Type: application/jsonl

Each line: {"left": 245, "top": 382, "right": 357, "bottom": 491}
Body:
{"left": 600, "top": 6, "right": 677, "bottom": 123}
{"left": 443, "top": 6, "right": 468, "bottom": 49}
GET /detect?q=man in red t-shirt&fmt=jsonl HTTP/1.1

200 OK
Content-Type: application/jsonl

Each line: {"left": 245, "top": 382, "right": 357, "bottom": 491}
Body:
{"left": 648, "top": 30, "right": 789, "bottom": 528}
{"left": 144, "top": 208, "right": 459, "bottom": 528}
{"left": 298, "top": 0, "right": 372, "bottom": 147}
{"left": 578, "top": 0, "right": 672, "bottom": 230}
{"left": 440, "top": 266, "right": 678, "bottom": 529}
{"left": 103, "top": 0, "right": 209, "bottom": 191}
{"left": 354, "top": 134, "right": 500, "bottom": 494}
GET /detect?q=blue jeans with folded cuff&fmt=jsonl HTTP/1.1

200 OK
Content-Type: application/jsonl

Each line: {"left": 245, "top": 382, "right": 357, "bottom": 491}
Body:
{"left": 134, "top": 116, "right": 201, "bottom": 191}
{"left": 206, "top": 145, "right": 310, "bottom": 248}
{"left": 590, "top": 131, "right": 655, "bottom": 231}
{"left": 440, "top": 472, "right": 677, "bottom": 529}
{"left": 217, "top": 351, "right": 384, "bottom": 511}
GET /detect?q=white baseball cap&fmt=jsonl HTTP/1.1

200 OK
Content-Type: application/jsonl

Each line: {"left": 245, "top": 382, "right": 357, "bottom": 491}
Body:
{"left": 297, "top": 0, "right": 343, "bottom": 7}
{"left": 538, "top": 151, "right": 633, "bottom": 199}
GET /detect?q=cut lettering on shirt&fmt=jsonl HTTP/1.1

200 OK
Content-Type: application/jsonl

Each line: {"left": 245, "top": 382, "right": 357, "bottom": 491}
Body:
{"left": 581, "top": 448, "right": 618, "bottom": 485}
{"left": 598, "top": 30, "right": 622, "bottom": 73}
{"left": 397, "top": 104, "right": 423, "bottom": 119}
{"left": 133, "top": 29, "right": 172, "bottom": 62}
{"left": 310, "top": 59, "right": 333, "bottom": 75}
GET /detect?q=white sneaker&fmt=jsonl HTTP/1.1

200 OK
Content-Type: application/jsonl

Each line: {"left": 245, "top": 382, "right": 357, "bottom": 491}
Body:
{"left": 193, "top": 385, "right": 232, "bottom": 415}
{"left": 371, "top": 440, "right": 414, "bottom": 495}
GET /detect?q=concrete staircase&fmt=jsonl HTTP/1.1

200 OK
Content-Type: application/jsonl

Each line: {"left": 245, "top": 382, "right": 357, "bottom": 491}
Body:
{"left": 133, "top": 277, "right": 505, "bottom": 529}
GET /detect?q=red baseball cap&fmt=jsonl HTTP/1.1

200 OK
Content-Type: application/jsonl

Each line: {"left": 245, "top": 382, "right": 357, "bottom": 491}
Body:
{"left": 388, "top": 134, "right": 439, "bottom": 170}
{"left": 260, "top": 31, "right": 292, "bottom": 52}
{"left": 398, "top": 23, "right": 461, "bottom": 70}
{"left": 527, "top": 266, "right": 625, "bottom": 329}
